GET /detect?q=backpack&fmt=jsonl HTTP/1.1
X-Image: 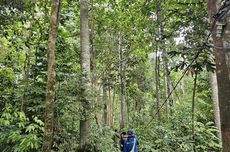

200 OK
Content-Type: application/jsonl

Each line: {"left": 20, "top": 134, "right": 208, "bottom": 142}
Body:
{"left": 130, "top": 138, "right": 136, "bottom": 152}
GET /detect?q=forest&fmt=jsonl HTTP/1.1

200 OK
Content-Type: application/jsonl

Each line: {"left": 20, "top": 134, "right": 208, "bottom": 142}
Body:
{"left": 1, "top": 0, "right": 230, "bottom": 151}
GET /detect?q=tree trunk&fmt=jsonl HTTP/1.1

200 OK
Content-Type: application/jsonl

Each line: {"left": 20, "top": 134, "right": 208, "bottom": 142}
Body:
{"left": 119, "top": 34, "right": 128, "bottom": 129}
{"left": 79, "top": 0, "right": 91, "bottom": 149}
{"left": 112, "top": 86, "right": 116, "bottom": 127}
{"left": 90, "top": 0, "right": 97, "bottom": 102}
{"left": 222, "top": 0, "right": 230, "bottom": 79}
{"left": 155, "top": 50, "right": 160, "bottom": 120}
{"left": 210, "top": 72, "right": 222, "bottom": 143}
{"left": 42, "top": 0, "right": 60, "bottom": 151}
{"left": 192, "top": 72, "right": 198, "bottom": 152}
{"left": 155, "top": 0, "right": 163, "bottom": 120}
{"left": 221, "top": 2, "right": 230, "bottom": 150}
{"left": 208, "top": 0, "right": 230, "bottom": 151}
{"left": 103, "top": 78, "right": 108, "bottom": 126}
{"left": 108, "top": 85, "right": 113, "bottom": 127}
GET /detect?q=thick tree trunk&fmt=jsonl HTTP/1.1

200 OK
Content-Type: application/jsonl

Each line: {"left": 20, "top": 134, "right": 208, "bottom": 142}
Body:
{"left": 208, "top": 0, "right": 230, "bottom": 151}
{"left": 221, "top": 2, "right": 230, "bottom": 151}
{"left": 119, "top": 35, "right": 128, "bottom": 129}
{"left": 222, "top": 0, "right": 230, "bottom": 78}
{"left": 210, "top": 72, "right": 222, "bottom": 142}
{"left": 42, "top": 0, "right": 60, "bottom": 151}
{"left": 79, "top": 0, "right": 91, "bottom": 149}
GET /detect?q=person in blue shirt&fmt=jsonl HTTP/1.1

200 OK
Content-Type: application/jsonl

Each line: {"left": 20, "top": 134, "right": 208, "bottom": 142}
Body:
{"left": 120, "top": 131, "right": 128, "bottom": 151}
{"left": 123, "top": 130, "right": 139, "bottom": 152}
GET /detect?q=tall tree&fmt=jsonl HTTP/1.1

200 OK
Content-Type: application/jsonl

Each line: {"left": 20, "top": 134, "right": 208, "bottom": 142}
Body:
{"left": 79, "top": 0, "right": 91, "bottom": 149}
{"left": 119, "top": 34, "right": 128, "bottom": 129}
{"left": 208, "top": 0, "right": 230, "bottom": 151}
{"left": 42, "top": 0, "right": 61, "bottom": 151}
{"left": 102, "top": 77, "right": 108, "bottom": 126}
{"left": 155, "top": 0, "right": 162, "bottom": 120}
{"left": 210, "top": 72, "right": 222, "bottom": 142}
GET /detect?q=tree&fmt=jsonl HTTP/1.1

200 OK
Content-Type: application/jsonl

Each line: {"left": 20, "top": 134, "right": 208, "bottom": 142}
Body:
{"left": 0, "top": 0, "right": 223, "bottom": 151}
{"left": 119, "top": 34, "right": 128, "bottom": 129}
{"left": 210, "top": 72, "right": 222, "bottom": 142}
{"left": 79, "top": 0, "right": 91, "bottom": 149}
{"left": 42, "top": 0, "right": 61, "bottom": 151}
{"left": 207, "top": 0, "right": 230, "bottom": 151}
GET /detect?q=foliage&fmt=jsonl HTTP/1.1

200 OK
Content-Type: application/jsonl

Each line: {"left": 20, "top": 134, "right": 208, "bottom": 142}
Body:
{"left": 0, "top": 0, "right": 222, "bottom": 151}
{"left": 0, "top": 104, "right": 44, "bottom": 152}
{"left": 135, "top": 105, "right": 221, "bottom": 152}
{"left": 78, "top": 125, "right": 117, "bottom": 152}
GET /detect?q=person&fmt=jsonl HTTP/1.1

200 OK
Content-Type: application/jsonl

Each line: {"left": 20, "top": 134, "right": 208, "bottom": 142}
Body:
{"left": 123, "top": 130, "right": 139, "bottom": 152}
{"left": 120, "top": 131, "right": 128, "bottom": 152}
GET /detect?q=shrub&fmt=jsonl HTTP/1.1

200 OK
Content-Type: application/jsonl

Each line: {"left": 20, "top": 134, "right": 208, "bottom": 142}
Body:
{"left": 0, "top": 104, "right": 44, "bottom": 152}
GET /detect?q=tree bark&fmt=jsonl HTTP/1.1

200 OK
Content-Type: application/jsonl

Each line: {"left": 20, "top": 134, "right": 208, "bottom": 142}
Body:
{"left": 208, "top": 0, "right": 230, "bottom": 151}
{"left": 42, "top": 0, "right": 60, "bottom": 151}
{"left": 108, "top": 85, "right": 113, "bottom": 127}
{"left": 155, "top": 0, "right": 163, "bottom": 120}
{"left": 79, "top": 0, "right": 91, "bottom": 149}
{"left": 210, "top": 72, "right": 222, "bottom": 143}
{"left": 112, "top": 86, "right": 116, "bottom": 127}
{"left": 155, "top": 50, "right": 160, "bottom": 120}
{"left": 192, "top": 72, "right": 197, "bottom": 152}
{"left": 102, "top": 77, "right": 108, "bottom": 126}
{"left": 119, "top": 34, "right": 128, "bottom": 129}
